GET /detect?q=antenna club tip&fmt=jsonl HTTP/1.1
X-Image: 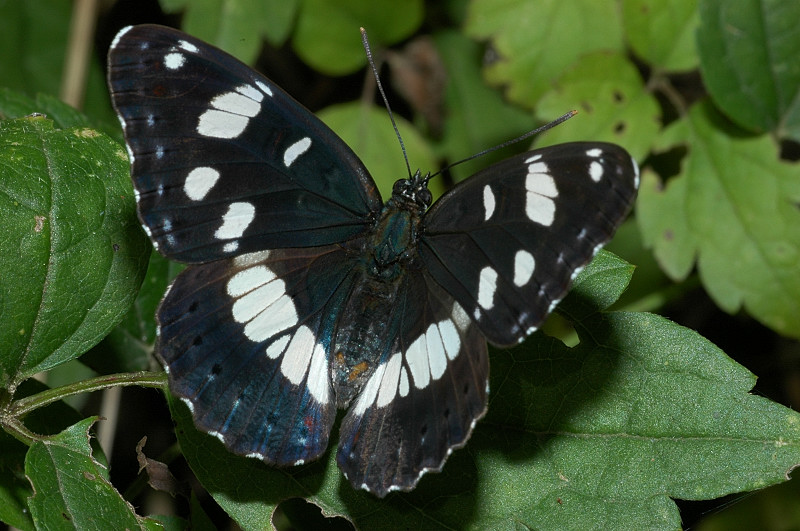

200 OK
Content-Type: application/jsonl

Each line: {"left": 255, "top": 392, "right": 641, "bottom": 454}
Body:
{"left": 570, "top": 109, "right": 578, "bottom": 116}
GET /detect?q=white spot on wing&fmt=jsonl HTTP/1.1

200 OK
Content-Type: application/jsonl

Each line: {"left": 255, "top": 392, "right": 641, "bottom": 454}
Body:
{"left": 351, "top": 360, "right": 386, "bottom": 415}
{"left": 110, "top": 26, "right": 134, "bottom": 50}
{"left": 197, "top": 84, "right": 264, "bottom": 139}
{"left": 483, "top": 185, "right": 496, "bottom": 220}
{"left": 524, "top": 160, "right": 557, "bottom": 226}
{"left": 215, "top": 202, "right": 255, "bottom": 240}
{"left": 184, "top": 167, "right": 220, "bottom": 200}
{"left": 164, "top": 52, "right": 185, "bottom": 70}
{"left": 513, "top": 250, "right": 535, "bottom": 287}
{"left": 178, "top": 39, "right": 199, "bottom": 53}
{"left": 405, "top": 335, "right": 430, "bottom": 390}
{"left": 589, "top": 160, "right": 603, "bottom": 182}
{"left": 233, "top": 250, "right": 270, "bottom": 268}
{"left": 280, "top": 326, "right": 315, "bottom": 385}
{"left": 586, "top": 148, "right": 602, "bottom": 158}
{"left": 425, "top": 323, "right": 447, "bottom": 380}
{"left": 267, "top": 335, "right": 290, "bottom": 359}
{"left": 376, "top": 353, "right": 403, "bottom": 408}
{"left": 477, "top": 266, "right": 498, "bottom": 310}
{"left": 306, "top": 341, "right": 330, "bottom": 403}
{"left": 399, "top": 367, "right": 410, "bottom": 397}
{"left": 283, "top": 137, "right": 312, "bottom": 167}
{"left": 197, "top": 109, "right": 249, "bottom": 138}
{"left": 255, "top": 80, "right": 273, "bottom": 97}
{"left": 438, "top": 320, "right": 460, "bottom": 360}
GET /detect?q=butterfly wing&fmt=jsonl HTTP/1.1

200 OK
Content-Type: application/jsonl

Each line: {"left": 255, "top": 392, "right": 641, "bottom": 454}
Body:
{"left": 336, "top": 268, "right": 489, "bottom": 497}
{"left": 420, "top": 142, "right": 639, "bottom": 346}
{"left": 108, "top": 24, "right": 382, "bottom": 263}
{"left": 157, "top": 246, "right": 363, "bottom": 464}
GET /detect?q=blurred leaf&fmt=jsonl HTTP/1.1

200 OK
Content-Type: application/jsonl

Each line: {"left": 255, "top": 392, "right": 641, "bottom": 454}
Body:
{"left": 0, "top": 116, "right": 150, "bottom": 390}
{"left": 534, "top": 52, "right": 660, "bottom": 162}
{"left": 697, "top": 0, "right": 800, "bottom": 139}
{"left": 433, "top": 30, "right": 533, "bottom": 183}
{"left": 0, "top": 89, "right": 90, "bottom": 129}
{"left": 622, "top": 0, "right": 700, "bottom": 72}
{"left": 637, "top": 101, "right": 800, "bottom": 338}
{"left": 292, "top": 0, "right": 425, "bottom": 75}
{"left": 160, "top": 0, "right": 300, "bottom": 63}
{"left": 465, "top": 0, "right": 624, "bottom": 107}
{"left": 0, "top": 0, "right": 115, "bottom": 125}
{"left": 695, "top": 478, "right": 800, "bottom": 530}
{"left": 25, "top": 418, "right": 152, "bottom": 530}
{"left": 318, "top": 102, "right": 438, "bottom": 200}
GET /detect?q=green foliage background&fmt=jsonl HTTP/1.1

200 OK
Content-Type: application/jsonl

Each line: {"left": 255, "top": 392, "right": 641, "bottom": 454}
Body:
{"left": 0, "top": 0, "right": 799, "bottom": 529}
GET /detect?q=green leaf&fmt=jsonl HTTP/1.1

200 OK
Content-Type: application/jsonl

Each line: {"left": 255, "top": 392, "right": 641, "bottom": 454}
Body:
{"left": 637, "top": 101, "right": 800, "bottom": 338}
{"left": 0, "top": 89, "right": 90, "bottom": 129}
{"left": 0, "top": 116, "right": 150, "bottom": 390}
{"left": 622, "top": 0, "right": 700, "bottom": 72}
{"left": 25, "top": 418, "right": 150, "bottom": 530}
{"left": 292, "top": 0, "right": 425, "bottom": 75}
{"left": 0, "top": 0, "right": 116, "bottom": 126}
{"left": 81, "top": 253, "right": 181, "bottom": 375}
{"left": 160, "top": 0, "right": 300, "bottom": 63}
{"left": 697, "top": 0, "right": 800, "bottom": 139}
{"left": 433, "top": 30, "right": 534, "bottom": 183}
{"left": 465, "top": 0, "right": 625, "bottom": 107}
{"left": 318, "top": 102, "right": 438, "bottom": 200}
{"left": 166, "top": 251, "right": 800, "bottom": 529}
{"left": 534, "top": 52, "right": 660, "bottom": 161}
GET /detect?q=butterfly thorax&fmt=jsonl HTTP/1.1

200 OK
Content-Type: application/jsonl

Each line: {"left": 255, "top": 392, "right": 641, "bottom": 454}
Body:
{"left": 330, "top": 177, "right": 430, "bottom": 407}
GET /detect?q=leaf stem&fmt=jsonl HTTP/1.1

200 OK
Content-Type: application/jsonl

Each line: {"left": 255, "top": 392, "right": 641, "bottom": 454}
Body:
{"left": 11, "top": 371, "right": 167, "bottom": 417}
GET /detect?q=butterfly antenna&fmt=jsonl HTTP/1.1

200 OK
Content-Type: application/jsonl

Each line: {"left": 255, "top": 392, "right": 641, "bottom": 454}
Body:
{"left": 429, "top": 110, "right": 578, "bottom": 179}
{"left": 361, "top": 27, "right": 414, "bottom": 179}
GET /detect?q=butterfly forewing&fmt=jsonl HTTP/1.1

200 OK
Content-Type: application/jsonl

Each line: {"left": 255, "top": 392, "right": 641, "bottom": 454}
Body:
{"left": 420, "top": 142, "right": 639, "bottom": 346}
{"left": 108, "top": 25, "right": 382, "bottom": 263}
{"left": 109, "top": 24, "right": 639, "bottom": 498}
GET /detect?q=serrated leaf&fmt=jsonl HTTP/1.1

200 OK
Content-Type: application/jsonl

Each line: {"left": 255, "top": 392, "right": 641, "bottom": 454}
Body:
{"left": 160, "top": 0, "right": 299, "bottom": 64}
{"left": 534, "top": 52, "right": 660, "bottom": 161}
{"left": 622, "top": 0, "right": 700, "bottom": 72}
{"left": 25, "top": 418, "right": 149, "bottom": 530}
{"left": 697, "top": 0, "right": 800, "bottom": 139}
{"left": 637, "top": 101, "right": 800, "bottom": 338}
{"left": 464, "top": 0, "right": 625, "bottom": 107}
{"left": 0, "top": 116, "right": 150, "bottom": 390}
{"left": 318, "top": 102, "right": 439, "bottom": 200}
{"left": 292, "top": 0, "right": 424, "bottom": 75}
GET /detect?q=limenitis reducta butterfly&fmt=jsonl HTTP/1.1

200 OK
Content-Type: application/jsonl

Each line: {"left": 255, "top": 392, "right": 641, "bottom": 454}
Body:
{"left": 107, "top": 24, "right": 639, "bottom": 497}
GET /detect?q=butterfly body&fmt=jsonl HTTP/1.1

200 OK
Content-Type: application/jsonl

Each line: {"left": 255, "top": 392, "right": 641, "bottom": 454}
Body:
{"left": 108, "top": 24, "right": 639, "bottom": 497}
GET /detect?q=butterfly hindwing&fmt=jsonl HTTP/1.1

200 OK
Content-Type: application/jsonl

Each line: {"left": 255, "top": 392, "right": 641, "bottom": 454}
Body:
{"left": 109, "top": 24, "right": 640, "bottom": 498}
{"left": 108, "top": 24, "right": 382, "bottom": 263}
{"left": 420, "top": 142, "right": 639, "bottom": 346}
{"left": 157, "top": 245, "right": 360, "bottom": 464}
{"left": 336, "top": 269, "right": 489, "bottom": 496}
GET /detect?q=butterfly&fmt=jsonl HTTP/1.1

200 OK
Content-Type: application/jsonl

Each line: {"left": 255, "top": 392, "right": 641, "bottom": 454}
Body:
{"left": 107, "top": 24, "right": 639, "bottom": 497}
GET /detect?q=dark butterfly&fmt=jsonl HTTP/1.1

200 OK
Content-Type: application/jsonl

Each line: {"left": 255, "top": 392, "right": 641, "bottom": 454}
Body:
{"left": 107, "top": 24, "right": 638, "bottom": 497}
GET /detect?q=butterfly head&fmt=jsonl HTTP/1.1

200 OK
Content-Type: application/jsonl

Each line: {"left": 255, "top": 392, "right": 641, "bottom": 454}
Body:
{"left": 390, "top": 170, "right": 432, "bottom": 213}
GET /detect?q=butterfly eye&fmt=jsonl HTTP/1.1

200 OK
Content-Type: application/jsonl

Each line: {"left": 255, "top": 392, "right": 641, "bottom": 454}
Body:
{"left": 416, "top": 187, "right": 432, "bottom": 208}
